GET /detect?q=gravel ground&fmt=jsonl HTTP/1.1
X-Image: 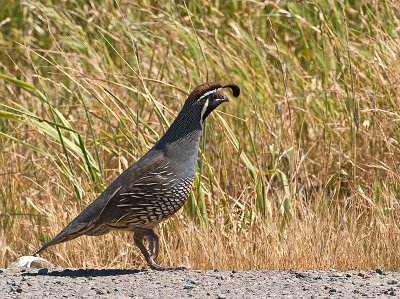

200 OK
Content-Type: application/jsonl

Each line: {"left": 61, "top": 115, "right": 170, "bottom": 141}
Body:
{"left": 1, "top": 268, "right": 399, "bottom": 298}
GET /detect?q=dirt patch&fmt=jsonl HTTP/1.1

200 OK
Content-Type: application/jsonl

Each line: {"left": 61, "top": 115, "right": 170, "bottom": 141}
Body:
{"left": 1, "top": 268, "right": 398, "bottom": 298}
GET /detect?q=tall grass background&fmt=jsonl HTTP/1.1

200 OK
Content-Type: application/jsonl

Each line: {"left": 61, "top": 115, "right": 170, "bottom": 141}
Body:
{"left": 1, "top": 0, "right": 400, "bottom": 270}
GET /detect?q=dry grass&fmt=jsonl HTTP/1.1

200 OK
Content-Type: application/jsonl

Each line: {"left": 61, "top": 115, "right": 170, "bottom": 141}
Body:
{"left": 1, "top": 0, "right": 400, "bottom": 270}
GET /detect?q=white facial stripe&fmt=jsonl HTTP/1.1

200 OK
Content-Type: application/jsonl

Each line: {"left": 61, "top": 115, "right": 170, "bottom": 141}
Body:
{"left": 198, "top": 88, "right": 222, "bottom": 101}
{"left": 200, "top": 99, "right": 209, "bottom": 125}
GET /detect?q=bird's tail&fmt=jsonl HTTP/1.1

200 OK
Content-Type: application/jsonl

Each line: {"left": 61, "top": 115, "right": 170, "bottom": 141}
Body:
{"left": 33, "top": 222, "right": 89, "bottom": 256}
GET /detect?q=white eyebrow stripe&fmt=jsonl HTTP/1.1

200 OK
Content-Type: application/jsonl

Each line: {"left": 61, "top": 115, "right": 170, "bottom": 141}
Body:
{"left": 200, "top": 99, "right": 209, "bottom": 125}
{"left": 197, "top": 88, "right": 222, "bottom": 101}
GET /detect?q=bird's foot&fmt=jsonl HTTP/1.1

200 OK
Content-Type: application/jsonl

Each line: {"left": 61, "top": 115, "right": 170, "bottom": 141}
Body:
{"left": 148, "top": 262, "right": 166, "bottom": 271}
{"left": 172, "top": 265, "right": 188, "bottom": 271}
{"left": 146, "top": 256, "right": 167, "bottom": 271}
{"left": 147, "top": 261, "right": 188, "bottom": 271}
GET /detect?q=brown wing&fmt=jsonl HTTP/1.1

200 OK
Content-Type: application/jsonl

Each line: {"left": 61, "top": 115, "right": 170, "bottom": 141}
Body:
{"left": 34, "top": 152, "right": 177, "bottom": 254}
{"left": 95, "top": 159, "right": 177, "bottom": 229}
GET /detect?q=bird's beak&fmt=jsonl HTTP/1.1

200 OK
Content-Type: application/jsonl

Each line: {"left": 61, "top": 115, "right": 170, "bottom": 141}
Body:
{"left": 218, "top": 93, "right": 230, "bottom": 103}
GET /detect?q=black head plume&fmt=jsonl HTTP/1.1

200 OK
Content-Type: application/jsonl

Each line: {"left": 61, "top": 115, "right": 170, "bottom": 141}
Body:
{"left": 186, "top": 82, "right": 240, "bottom": 102}
{"left": 223, "top": 84, "right": 240, "bottom": 97}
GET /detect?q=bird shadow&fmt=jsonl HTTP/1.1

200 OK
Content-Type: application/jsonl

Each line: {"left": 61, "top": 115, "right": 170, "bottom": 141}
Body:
{"left": 22, "top": 268, "right": 145, "bottom": 278}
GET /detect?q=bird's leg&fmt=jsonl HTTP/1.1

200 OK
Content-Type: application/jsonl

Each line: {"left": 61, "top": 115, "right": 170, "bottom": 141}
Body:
{"left": 146, "top": 233, "right": 155, "bottom": 257}
{"left": 147, "top": 229, "right": 160, "bottom": 259}
{"left": 153, "top": 233, "right": 159, "bottom": 260}
{"left": 134, "top": 228, "right": 159, "bottom": 257}
{"left": 133, "top": 228, "right": 164, "bottom": 270}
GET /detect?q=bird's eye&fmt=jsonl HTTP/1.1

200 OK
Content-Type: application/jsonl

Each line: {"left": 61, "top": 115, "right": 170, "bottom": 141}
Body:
{"left": 198, "top": 88, "right": 221, "bottom": 101}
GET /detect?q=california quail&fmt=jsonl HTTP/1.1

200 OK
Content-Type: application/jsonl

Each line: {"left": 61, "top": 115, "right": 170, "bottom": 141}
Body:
{"left": 34, "top": 82, "right": 240, "bottom": 270}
